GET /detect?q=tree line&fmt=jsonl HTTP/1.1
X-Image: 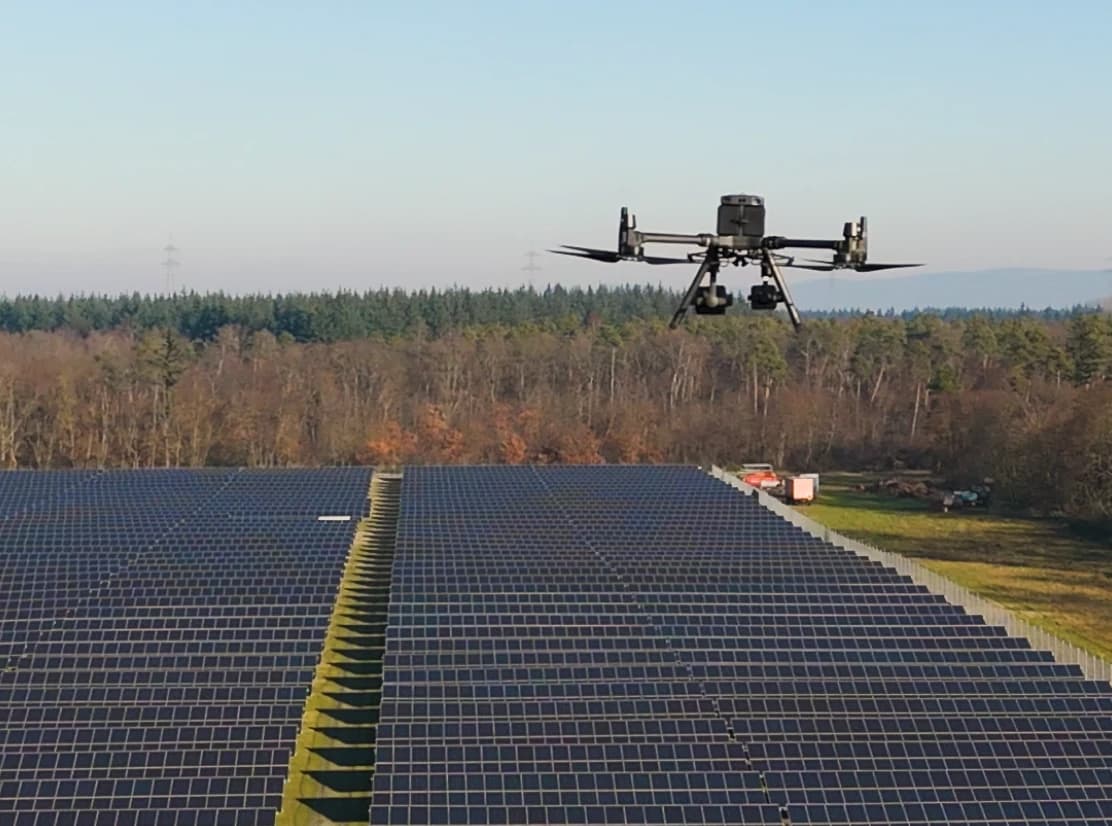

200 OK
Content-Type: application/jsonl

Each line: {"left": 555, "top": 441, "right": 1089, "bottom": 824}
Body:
{"left": 2, "top": 304, "right": 1111, "bottom": 526}
{"left": 0, "top": 286, "right": 1096, "bottom": 342}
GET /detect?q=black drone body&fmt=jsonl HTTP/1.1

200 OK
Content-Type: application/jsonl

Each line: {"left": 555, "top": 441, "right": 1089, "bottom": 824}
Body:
{"left": 551, "top": 194, "right": 920, "bottom": 329}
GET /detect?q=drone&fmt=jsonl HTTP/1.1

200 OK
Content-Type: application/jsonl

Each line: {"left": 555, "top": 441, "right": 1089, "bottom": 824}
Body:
{"left": 551, "top": 194, "right": 920, "bottom": 329}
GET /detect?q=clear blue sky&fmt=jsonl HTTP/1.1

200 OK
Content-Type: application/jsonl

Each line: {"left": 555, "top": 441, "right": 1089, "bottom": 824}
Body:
{"left": 2, "top": 0, "right": 1110, "bottom": 296}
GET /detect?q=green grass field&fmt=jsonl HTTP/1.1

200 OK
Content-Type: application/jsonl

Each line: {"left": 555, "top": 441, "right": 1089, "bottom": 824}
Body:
{"left": 804, "top": 474, "right": 1112, "bottom": 660}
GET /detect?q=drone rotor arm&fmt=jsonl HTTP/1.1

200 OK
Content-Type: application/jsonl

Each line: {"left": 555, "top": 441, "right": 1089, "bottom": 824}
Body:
{"left": 638, "top": 232, "right": 713, "bottom": 247}
{"left": 764, "top": 237, "right": 843, "bottom": 251}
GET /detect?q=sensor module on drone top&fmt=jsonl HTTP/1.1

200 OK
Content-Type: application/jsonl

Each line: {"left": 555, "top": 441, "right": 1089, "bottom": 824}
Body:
{"left": 551, "top": 193, "right": 920, "bottom": 331}
{"left": 716, "top": 194, "right": 765, "bottom": 247}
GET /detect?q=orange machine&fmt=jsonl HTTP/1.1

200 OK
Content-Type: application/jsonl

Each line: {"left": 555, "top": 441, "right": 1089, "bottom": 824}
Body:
{"left": 740, "top": 464, "right": 780, "bottom": 489}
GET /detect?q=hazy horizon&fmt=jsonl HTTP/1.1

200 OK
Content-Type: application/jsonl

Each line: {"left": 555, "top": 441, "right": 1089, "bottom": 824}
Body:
{"left": 1, "top": 267, "right": 1110, "bottom": 317}
{"left": 4, "top": 2, "right": 1111, "bottom": 298}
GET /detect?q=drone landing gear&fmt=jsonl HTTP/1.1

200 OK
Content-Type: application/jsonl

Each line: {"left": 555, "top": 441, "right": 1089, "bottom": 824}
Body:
{"left": 668, "top": 249, "right": 801, "bottom": 330}
{"left": 669, "top": 252, "right": 734, "bottom": 328}
{"left": 754, "top": 249, "right": 802, "bottom": 329}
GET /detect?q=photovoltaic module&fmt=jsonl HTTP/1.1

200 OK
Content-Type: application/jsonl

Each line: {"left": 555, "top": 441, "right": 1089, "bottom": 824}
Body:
{"left": 2, "top": 465, "right": 1111, "bottom": 825}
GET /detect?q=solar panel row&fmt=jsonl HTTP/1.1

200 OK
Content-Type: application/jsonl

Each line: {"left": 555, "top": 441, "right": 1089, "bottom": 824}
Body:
{"left": 0, "top": 467, "right": 372, "bottom": 825}
{"left": 368, "top": 465, "right": 1112, "bottom": 826}
{"left": 5, "top": 463, "right": 1112, "bottom": 825}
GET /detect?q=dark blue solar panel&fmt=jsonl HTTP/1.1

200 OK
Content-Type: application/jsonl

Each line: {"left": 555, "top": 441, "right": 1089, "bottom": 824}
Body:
{"left": 0, "top": 467, "right": 371, "bottom": 822}
{"left": 369, "top": 465, "right": 1112, "bottom": 826}
{"left": 8, "top": 464, "right": 1112, "bottom": 825}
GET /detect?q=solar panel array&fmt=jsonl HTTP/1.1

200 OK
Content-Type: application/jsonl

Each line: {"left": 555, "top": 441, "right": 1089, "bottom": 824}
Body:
{"left": 371, "top": 465, "right": 1112, "bottom": 826}
{"left": 0, "top": 467, "right": 372, "bottom": 826}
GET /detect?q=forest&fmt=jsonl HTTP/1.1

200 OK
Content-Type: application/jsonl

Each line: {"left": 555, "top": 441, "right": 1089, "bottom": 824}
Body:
{"left": 0, "top": 287, "right": 1110, "bottom": 527}
{"left": 0, "top": 286, "right": 1091, "bottom": 341}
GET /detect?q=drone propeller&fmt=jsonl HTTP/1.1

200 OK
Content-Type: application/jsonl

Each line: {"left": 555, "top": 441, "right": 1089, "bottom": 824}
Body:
{"left": 785, "top": 257, "right": 922, "bottom": 273}
{"left": 784, "top": 262, "right": 837, "bottom": 272}
{"left": 852, "top": 263, "right": 923, "bottom": 272}
{"left": 549, "top": 245, "right": 621, "bottom": 263}
{"left": 642, "top": 254, "right": 690, "bottom": 265}
{"left": 549, "top": 245, "right": 689, "bottom": 265}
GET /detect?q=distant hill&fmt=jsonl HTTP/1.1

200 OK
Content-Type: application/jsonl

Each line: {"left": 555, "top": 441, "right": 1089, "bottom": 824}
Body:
{"left": 792, "top": 268, "right": 1112, "bottom": 312}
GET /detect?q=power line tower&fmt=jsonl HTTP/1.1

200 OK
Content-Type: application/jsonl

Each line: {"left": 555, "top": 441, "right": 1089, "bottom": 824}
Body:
{"left": 522, "top": 250, "right": 542, "bottom": 285}
{"left": 162, "top": 238, "right": 180, "bottom": 294}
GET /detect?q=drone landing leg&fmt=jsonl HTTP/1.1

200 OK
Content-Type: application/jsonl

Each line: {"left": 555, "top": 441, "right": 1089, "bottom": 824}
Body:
{"left": 762, "top": 250, "right": 802, "bottom": 330}
{"left": 669, "top": 254, "right": 718, "bottom": 329}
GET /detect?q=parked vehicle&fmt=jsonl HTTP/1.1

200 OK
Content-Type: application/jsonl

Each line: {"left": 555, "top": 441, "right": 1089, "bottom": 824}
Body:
{"left": 739, "top": 463, "right": 780, "bottom": 489}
